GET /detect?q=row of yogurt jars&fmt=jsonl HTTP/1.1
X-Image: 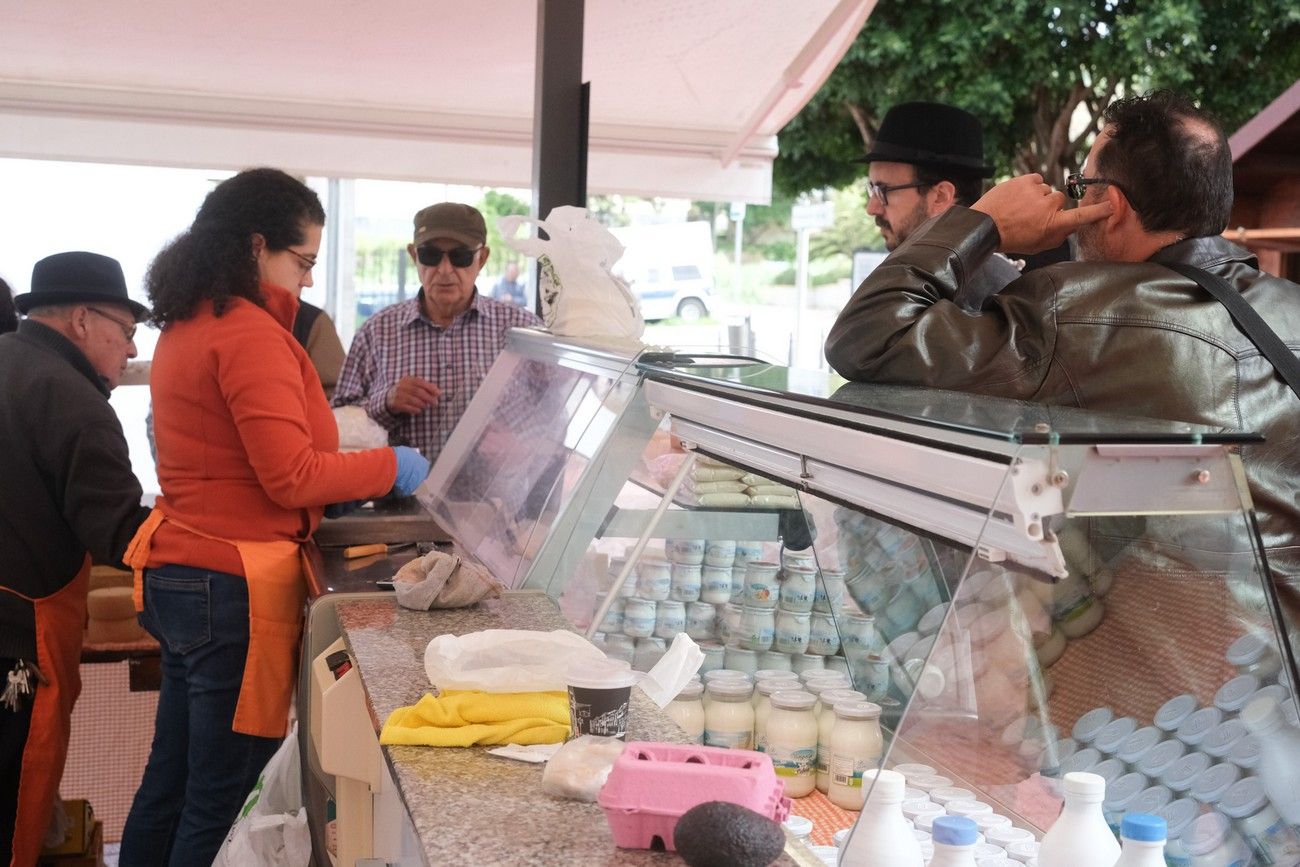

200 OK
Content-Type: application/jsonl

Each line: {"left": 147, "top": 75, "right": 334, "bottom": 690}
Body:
{"left": 665, "top": 668, "right": 889, "bottom": 802}
{"left": 842, "top": 763, "right": 1043, "bottom": 865}
{"left": 595, "top": 541, "right": 860, "bottom": 673}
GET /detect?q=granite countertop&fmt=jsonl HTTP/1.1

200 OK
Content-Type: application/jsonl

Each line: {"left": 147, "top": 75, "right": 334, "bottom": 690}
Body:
{"left": 337, "top": 591, "right": 802, "bottom": 866}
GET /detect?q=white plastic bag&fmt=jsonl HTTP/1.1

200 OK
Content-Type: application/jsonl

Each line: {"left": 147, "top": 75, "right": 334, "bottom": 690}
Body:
{"left": 540, "top": 735, "right": 627, "bottom": 801}
{"left": 213, "top": 724, "right": 310, "bottom": 867}
{"left": 424, "top": 629, "right": 605, "bottom": 692}
{"left": 499, "top": 207, "right": 645, "bottom": 341}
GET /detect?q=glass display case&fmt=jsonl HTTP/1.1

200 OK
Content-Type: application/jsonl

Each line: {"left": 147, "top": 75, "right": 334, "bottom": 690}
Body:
{"left": 420, "top": 329, "right": 1297, "bottom": 856}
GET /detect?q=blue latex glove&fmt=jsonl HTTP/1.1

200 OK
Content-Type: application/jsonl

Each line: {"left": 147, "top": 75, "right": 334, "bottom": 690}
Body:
{"left": 324, "top": 500, "right": 365, "bottom": 519}
{"left": 391, "top": 446, "right": 431, "bottom": 496}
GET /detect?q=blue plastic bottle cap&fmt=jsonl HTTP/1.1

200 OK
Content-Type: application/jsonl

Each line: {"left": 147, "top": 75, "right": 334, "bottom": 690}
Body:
{"left": 931, "top": 815, "right": 979, "bottom": 846}
{"left": 1121, "top": 812, "right": 1167, "bottom": 842}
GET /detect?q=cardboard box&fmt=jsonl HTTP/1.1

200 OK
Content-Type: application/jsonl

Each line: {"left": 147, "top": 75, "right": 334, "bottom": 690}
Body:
{"left": 38, "top": 819, "right": 101, "bottom": 867}
{"left": 38, "top": 799, "right": 94, "bottom": 858}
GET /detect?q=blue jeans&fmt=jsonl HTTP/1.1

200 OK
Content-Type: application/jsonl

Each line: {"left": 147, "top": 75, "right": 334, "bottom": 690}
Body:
{"left": 120, "top": 565, "right": 281, "bottom": 867}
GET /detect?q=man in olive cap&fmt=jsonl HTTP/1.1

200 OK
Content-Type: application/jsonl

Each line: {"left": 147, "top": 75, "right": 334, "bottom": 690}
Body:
{"left": 0, "top": 252, "right": 152, "bottom": 865}
{"left": 860, "top": 101, "right": 1020, "bottom": 310}
{"left": 333, "top": 203, "right": 541, "bottom": 464}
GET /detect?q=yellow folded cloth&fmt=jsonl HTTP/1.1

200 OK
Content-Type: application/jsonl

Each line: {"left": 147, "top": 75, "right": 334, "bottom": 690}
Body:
{"left": 380, "top": 689, "right": 571, "bottom": 747}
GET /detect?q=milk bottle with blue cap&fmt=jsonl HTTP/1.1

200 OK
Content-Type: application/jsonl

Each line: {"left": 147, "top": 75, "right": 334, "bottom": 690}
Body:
{"left": 928, "top": 815, "right": 979, "bottom": 867}
{"left": 1113, "top": 813, "right": 1167, "bottom": 867}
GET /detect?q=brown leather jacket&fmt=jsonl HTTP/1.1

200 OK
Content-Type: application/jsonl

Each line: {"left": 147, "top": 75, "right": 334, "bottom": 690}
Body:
{"left": 826, "top": 207, "right": 1300, "bottom": 589}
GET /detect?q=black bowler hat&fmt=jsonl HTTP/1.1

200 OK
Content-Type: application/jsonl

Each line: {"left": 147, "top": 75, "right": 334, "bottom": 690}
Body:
{"left": 859, "top": 101, "right": 994, "bottom": 178}
{"left": 14, "top": 252, "right": 149, "bottom": 321}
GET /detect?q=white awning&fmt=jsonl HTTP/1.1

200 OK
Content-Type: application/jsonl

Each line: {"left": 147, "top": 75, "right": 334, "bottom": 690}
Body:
{"left": 0, "top": 0, "right": 875, "bottom": 203}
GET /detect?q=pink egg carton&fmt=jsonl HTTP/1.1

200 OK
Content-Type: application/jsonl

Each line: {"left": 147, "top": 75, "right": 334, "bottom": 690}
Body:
{"left": 597, "top": 741, "right": 790, "bottom": 851}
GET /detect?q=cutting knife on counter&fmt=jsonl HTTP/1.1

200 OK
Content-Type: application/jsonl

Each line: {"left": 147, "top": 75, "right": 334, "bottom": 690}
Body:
{"left": 340, "top": 542, "right": 414, "bottom": 559}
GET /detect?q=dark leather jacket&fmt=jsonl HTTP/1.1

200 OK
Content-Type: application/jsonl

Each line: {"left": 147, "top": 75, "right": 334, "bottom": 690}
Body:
{"left": 826, "top": 207, "right": 1300, "bottom": 589}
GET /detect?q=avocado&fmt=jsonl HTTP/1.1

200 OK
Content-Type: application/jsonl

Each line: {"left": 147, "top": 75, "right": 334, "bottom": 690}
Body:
{"left": 673, "top": 801, "right": 786, "bottom": 867}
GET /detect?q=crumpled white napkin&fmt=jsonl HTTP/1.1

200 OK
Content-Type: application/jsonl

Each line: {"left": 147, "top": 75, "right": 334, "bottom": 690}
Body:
{"left": 393, "top": 549, "right": 503, "bottom": 610}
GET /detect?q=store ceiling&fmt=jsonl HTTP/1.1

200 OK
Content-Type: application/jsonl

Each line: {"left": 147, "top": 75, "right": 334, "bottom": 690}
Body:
{"left": 0, "top": 0, "right": 875, "bottom": 203}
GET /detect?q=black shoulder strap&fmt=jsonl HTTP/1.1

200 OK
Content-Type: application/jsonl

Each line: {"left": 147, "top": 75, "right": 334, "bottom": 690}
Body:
{"left": 292, "top": 301, "right": 323, "bottom": 349}
{"left": 1167, "top": 262, "right": 1300, "bottom": 402}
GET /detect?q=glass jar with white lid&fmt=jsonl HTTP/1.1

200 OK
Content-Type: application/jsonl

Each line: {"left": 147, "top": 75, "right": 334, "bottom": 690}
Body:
{"left": 766, "top": 689, "right": 819, "bottom": 797}
{"left": 827, "top": 699, "right": 883, "bottom": 809}
{"left": 703, "top": 678, "right": 754, "bottom": 749}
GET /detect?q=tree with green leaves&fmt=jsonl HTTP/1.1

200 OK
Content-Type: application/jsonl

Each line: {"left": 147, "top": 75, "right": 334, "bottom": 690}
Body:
{"left": 774, "top": 0, "right": 1300, "bottom": 196}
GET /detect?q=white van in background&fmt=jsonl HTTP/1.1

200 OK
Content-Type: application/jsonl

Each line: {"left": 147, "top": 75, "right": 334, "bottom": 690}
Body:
{"left": 609, "top": 221, "right": 716, "bottom": 321}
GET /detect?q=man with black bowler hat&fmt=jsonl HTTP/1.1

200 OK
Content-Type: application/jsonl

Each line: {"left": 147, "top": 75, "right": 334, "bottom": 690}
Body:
{"left": 0, "top": 252, "right": 151, "bottom": 866}
{"left": 861, "top": 101, "right": 1020, "bottom": 311}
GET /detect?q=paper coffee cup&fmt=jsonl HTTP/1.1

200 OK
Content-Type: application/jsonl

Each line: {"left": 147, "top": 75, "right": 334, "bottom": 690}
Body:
{"left": 566, "top": 658, "right": 637, "bottom": 739}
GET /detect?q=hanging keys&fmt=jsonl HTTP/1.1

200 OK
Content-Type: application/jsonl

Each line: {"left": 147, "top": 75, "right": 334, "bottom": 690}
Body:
{"left": 1, "top": 660, "right": 34, "bottom": 713}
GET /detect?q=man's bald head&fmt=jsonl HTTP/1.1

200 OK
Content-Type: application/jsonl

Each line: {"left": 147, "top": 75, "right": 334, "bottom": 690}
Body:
{"left": 1094, "top": 91, "right": 1233, "bottom": 240}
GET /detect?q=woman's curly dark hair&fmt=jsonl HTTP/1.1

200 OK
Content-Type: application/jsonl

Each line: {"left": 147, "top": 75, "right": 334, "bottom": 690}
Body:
{"left": 147, "top": 168, "right": 325, "bottom": 326}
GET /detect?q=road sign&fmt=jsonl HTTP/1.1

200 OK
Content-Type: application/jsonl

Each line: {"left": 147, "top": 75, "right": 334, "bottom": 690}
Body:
{"left": 791, "top": 201, "right": 834, "bottom": 231}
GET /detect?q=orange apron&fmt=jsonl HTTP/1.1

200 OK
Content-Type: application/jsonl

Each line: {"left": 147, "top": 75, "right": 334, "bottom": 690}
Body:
{"left": 125, "top": 508, "right": 306, "bottom": 739}
{"left": 10, "top": 556, "right": 89, "bottom": 867}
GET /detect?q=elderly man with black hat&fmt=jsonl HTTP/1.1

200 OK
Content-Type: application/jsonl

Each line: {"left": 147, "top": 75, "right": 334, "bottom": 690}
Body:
{"left": 333, "top": 202, "right": 541, "bottom": 465}
{"left": 0, "top": 252, "right": 152, "bottom": 866}
{"left": 861, "top": 101, "right": 1020, "bottom": 312}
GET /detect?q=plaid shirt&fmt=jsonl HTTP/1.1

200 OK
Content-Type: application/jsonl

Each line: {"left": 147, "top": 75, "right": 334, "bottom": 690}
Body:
{"left": 332, "top": 290, "right": 541, "bottom": 463}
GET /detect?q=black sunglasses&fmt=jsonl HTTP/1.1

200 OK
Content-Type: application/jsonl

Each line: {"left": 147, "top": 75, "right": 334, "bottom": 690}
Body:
{"left": 416, "top": 245, "right": 481, "bottom": 268}
{"left": 1066, "top": 172, "right": 1126, "bottom": 201}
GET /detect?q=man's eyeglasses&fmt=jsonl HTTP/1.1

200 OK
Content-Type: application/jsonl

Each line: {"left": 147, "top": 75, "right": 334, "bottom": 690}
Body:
{"left": 416, "top": 245, "right": 482, "bottom": 269}
{"left": 867, "top": 180, "right": 932, "bottom": 206}
{"left": 286, "top": 248, "right": 317, "bottom": 276}
{"left": 87, "top": 306, "right": 137, "bottom": 342}
{"left": 1065, "top": 172, "right": 1125, "bottom": 201}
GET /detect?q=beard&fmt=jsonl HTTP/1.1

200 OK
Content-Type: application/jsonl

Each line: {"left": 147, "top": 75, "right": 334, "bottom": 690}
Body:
{"left": 1076, "top": 221, "right": 1103, "bottom": 262}
{"left": 876, "top": 198, "right": 931, "bottom": 251}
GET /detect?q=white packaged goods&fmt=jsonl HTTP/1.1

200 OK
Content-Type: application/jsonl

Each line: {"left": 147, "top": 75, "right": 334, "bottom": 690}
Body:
{"left": 827, "top": 700, "right": 883, "bottom": 809}
{"left": 702, "top": 678, "right": 753, "bottom": 749}
{"left": 1154, "top": 694, "right": 1199, "bottom": 733}
{"left": 753, "top": 677, "right": 796, "bottom": 752}
{"left": 1218, "top": 776, "right": 1300, "bottom": 864}
{"left": 1174, "top": 706, "right": 1223, "bottom": 749}
{"left": 1200, "top": 718, "right": 1247, "bottom": 760}
{"left": 1227, "top": 632, "right": 1282, "bottom": 682}
{"left": 1156, "top": 798, "right": 1198, "bottom": 867}
{"left": 1102, "top": 772, "right": 1148, "bottom": 833}
{"left": 1113, "top": 813, "right": 1167, "bottom": 867}
{"left": 1136, "top": 738, "right": 1186, "bottom": 780}
{"left": 1214, "top": 673, "right": 1261, "bottom": 716}
{"left": 839, "top": 769, "right": 924, "bottom": 866}
{"left": 1241, "top": 694, "right": 1300, "bottom": 823}
{"left": 1162, "top": 752, "right": 1212, "bottom": 797}
{"left": 1094, "top": 716, "right": 1139, "bottom": 755}
{"left": 1037, "top": 772, "right": 1120, "bottom": 867}
{"left": 1190, "top": 762, "right": 1240, "bottom": 805}
{"left": 666, "top": 681, "right": 704, "bottom": 743}
{"left": 1116, "top": 725, "right": 1165, "bottom": 769}
{"left": 765, "top": 690, "right": 818, "bottom": 797}
{"left": 929, "top": 815, "right": 979, "bottom": 867}
{"left": 1181, "top": 813, "right": 1252, "bottom": 867}
{"left": 1072, "top": 707, "right": 1115, "bottom": 745}
{"left": 816, "top": 689, "right": 865, "bottom": 793}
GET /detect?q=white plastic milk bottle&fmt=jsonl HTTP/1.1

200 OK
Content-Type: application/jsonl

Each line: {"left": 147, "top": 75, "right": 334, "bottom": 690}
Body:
{"left": 1113, "top": 813, "right": 1167, "bottom": 867}
{"left": 838, "top": 768, "right": 923, "bottom": 866}
{"left": 1037, "top": 771, "right": 1121, "bottom": 867}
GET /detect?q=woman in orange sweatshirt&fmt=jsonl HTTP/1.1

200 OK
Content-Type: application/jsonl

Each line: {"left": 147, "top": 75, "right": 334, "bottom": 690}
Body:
{"left": 119, "top": 169, "right": 429, "bottom": 867}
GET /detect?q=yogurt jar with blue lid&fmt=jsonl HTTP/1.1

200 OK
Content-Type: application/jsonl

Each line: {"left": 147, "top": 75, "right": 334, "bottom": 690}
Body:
{"left": 1175, "top": 706, "right": 1223, "bottom": 748}
{"left": 1094, "top": 716, "right": 1139, "bottom": 755}
{"left": 1116, "top": 725, "right": 1165, "bottom": 769}
{"left": 1102, "top": 771, "right": 1148, "bottom": 833}
{"left": 1190, "top": 761, "right": 1241, "bottom": 804}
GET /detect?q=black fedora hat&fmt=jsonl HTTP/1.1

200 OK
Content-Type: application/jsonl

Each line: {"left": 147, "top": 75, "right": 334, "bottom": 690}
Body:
{"left": 860, "top": 101, "right": 993, "bottom": 178}
{"left": 14, "top": 252, "right": 149, "bottom": 321}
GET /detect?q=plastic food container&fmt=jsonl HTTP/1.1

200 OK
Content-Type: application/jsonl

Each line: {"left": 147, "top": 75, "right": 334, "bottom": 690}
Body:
{"left": 598, "top": 741, "right": 791, "bottom": 851}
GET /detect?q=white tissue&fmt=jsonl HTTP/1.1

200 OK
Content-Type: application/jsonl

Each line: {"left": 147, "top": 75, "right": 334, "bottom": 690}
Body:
{"left": 487, "top": 743, "right": 564, "bottom": 764}
{"left": 634, "top": 633, "right": 705, "bottom": 708}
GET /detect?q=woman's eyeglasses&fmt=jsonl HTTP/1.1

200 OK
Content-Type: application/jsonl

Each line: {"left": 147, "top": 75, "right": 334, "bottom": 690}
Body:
{"left": 286, "top": 248, "right": 317, "bottom": 276}
{"left": 416, "top": 245, "right": 481, "bottom": 268}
